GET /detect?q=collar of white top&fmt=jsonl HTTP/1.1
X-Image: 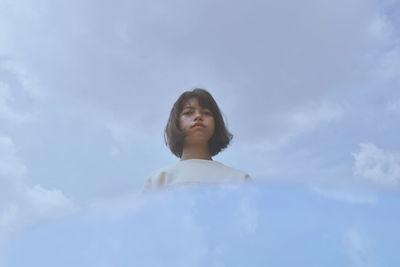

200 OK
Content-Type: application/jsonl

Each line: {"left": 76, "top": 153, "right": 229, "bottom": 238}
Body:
{"left": 179, "top": 158, "right": 219, "bottom": 163}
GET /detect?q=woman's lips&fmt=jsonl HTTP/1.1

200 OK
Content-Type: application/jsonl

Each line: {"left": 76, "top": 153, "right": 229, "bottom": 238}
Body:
{"left": 192, "top": 123, "right": 205, "bottom": 128}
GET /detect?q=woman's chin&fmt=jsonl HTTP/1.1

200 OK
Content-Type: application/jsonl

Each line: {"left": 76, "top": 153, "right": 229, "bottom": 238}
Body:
{"left": 187, "top": 134, "right": 211, "bottom": 141}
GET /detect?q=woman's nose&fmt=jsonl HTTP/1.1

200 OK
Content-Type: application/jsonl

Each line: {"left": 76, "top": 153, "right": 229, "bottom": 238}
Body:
{"left": 194, "top": 111, "right": 203, "bottom": 120}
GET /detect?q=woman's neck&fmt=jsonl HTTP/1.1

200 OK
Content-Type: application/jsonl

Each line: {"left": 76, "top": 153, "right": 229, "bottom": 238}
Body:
{"left": 180, "top": 143, "right": 212, "bottom": 161}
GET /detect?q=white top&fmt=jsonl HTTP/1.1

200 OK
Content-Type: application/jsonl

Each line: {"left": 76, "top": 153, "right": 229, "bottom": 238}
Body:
{"left": 143, "top": 159, "right": 252, "bottom": 191}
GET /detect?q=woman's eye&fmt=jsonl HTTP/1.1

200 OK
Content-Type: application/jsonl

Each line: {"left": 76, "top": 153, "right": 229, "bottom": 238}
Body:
{"left": 182, "top": 110, "right": 212, "bottom": 116}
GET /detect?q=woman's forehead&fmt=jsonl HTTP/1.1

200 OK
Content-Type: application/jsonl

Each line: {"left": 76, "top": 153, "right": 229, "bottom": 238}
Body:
{"left": 181, "top": 98, "right": 209, "bottom": 109}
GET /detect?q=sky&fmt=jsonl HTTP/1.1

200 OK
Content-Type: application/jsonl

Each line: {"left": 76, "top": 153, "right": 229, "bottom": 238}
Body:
{"left": 1, "top": 0, "right": 400, "bottom": 266}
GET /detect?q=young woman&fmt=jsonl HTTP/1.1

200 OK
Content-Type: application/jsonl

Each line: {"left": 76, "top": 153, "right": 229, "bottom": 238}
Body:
{"left": 143, "top": 88, "right": 252, "bottom": 191}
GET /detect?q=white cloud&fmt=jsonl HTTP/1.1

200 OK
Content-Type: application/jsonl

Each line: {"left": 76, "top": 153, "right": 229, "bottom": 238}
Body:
{"left": 0, "top": 82, "right": 30, "bottom": 126}
{"left": 25, "top": 185, "right": 75, "bottom": 217}
{"left": 0, "top": 135, "right": 26, "bottom": 182}
{"left": 0, "top": 59, "right": 44, "bottom": 129}
{"left": 0, "top": 135, "right": 76, "bottom": 240}
{"left": 353, "top": 143, "right": 400, "bottom": 186}
{"left": 1, "top": 59, "right": 75, "bottom": 239}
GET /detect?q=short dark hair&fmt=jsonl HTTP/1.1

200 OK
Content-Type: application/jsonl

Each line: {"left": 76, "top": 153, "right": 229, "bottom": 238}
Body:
{"left": 164, "top": 88, "right": 233, "bottom": 158}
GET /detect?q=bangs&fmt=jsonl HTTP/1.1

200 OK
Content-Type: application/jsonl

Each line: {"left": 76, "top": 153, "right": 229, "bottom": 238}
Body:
{"left": 178, "top": 93, "right": 215, "bottom": 114}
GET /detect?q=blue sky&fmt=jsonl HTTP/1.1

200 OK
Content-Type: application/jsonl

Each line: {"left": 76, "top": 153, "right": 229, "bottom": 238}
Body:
{"left": 1, "top": 0, "right": 400, "bottom": 266}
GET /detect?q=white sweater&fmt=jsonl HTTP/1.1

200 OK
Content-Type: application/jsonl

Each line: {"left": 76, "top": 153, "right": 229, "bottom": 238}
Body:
{"left": 143, "top": 159, "right": 252, "bottom": 191}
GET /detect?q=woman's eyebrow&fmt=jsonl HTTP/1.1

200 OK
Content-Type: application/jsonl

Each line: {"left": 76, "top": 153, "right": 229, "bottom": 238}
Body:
{"left": 182, "top": 106, "right": 210, "bottom": 110}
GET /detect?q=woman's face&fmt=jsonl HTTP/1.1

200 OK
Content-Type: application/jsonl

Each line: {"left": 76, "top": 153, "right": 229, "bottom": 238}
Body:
{"left": 179, "top": 98, "right": 215, "bottom": 145}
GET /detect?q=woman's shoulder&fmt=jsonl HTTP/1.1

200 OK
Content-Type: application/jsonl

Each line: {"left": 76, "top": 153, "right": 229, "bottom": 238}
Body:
{"left": 208, "top": 161, "right": 249, "bottom": 176}
{"left": 142, "top": 163, "right": 178, "bottom": 191}
{"left": 217, "top": 161, "right": 253, "bottom": 182}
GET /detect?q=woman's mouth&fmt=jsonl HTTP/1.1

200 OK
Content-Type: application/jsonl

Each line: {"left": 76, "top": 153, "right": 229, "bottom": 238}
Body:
{"left": 192, "top": 123, "right": 205, "bottom": 128}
